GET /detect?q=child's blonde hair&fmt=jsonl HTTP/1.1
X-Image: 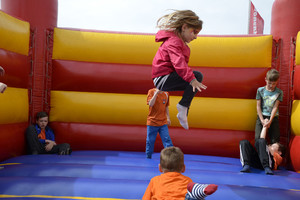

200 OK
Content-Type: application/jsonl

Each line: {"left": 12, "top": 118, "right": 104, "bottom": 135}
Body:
{"left": 160, "top": 146, "right": 184, "bottom": 172}
{"left": 157, "top": 10, "right": 203, "bottom": 34}
{"left": 266, "top": 69, "right": 280, "bottom": 82}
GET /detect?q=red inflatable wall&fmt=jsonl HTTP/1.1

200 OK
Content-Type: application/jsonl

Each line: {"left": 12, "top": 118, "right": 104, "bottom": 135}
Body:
{"left": 2, "top": 0, "right": 58, "bottom": 122}
{"left": 271, "top": 0, "right": 300, "bottom": 171}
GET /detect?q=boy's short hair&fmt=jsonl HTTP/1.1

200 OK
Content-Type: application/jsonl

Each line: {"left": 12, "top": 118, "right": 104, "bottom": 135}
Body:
{"left": 160, "top": 146, "right": 184, "bottom": 172}
{"left": 266, "top": 69, "right": 280, "bottom": 82}
{"left": 36, "top": 111, "right": 49, "bottom": 120}
{"left": 277, "top": 143, "right": 286, "bottom": 158}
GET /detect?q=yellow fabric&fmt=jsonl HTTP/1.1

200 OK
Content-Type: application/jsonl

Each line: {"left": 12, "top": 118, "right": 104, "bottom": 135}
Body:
{"left": 291, "top": 100, "right": 300, "bottom": 136}
{"left": 52, "top": 28, "right": 159, "bottom": 65}
{"left": 52, "top": 28, "right": 272, "bottom": 68}
{"left": 50, "top": 90, "right": 256, "bottom": 131}
{"left": 189, "top": 35, "right": 273, "bottom": 68}
{"left": 0, "top": 87, "right": 28, "bottom": 124}
{"left": 296, "top": 32, "right": 300, "bottom": 65}
{"left": 0, "top": 194, "right": 133, "bottom": 200}
{"left": 0, "top": 11, "right": 30, "bottom": 55}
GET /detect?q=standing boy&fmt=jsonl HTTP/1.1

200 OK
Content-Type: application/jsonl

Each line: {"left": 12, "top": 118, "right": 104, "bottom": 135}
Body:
{"left": 143, "top": 146, "right": 218, "bottom": 200}
{"left": 146, "top": 88, "right": 173, "bottom": 159}
{"left": 255, "top": 69, "right": 283, "bottom": 143}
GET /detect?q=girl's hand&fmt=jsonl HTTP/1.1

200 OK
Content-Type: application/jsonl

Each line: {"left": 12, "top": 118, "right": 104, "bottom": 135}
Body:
{"left": 191, "top": 80, "right": 207, "bottom": 92}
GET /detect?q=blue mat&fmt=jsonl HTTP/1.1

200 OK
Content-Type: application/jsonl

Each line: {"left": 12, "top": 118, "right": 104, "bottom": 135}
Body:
{"left": 0, "top": 151, "right": 300, "bottom": 199}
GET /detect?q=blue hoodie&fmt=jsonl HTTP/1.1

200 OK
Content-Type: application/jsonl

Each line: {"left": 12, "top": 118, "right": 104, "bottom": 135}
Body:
{"left": 35, "top": 124, "right": 55, "bottom": 144}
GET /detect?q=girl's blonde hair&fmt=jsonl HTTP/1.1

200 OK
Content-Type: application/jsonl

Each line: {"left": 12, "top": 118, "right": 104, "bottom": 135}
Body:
{"left": 157, "top": 10, "right": 203, "bottom": 33}
{"left": 160, "top": 146, "right": 184, "bottom": 172}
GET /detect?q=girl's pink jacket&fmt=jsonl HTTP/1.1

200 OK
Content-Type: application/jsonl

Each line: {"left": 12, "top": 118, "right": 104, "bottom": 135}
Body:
{"left": 152, "top": 30, "right": 196, "bottom": 83}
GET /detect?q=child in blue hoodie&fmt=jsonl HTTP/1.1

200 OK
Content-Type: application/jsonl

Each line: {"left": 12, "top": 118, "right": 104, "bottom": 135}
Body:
{"left": 26, "top": 111, "right": 71, "bottom": 155}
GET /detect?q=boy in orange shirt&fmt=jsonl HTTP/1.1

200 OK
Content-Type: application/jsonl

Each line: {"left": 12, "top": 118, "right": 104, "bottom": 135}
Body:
{"left": 146, "top": 88, "right": 173, "bottom": 159}
{"left": 143, "top": 146, "right": 218, "bottom": 200}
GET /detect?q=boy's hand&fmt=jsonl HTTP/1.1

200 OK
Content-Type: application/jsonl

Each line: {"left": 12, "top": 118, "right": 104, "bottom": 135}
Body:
{"left": 262, "top": 118, "right": 271, "bottom": 128}
{"left": 167, "top": 118, "right": 171, "bottom": 125}
{"left": 190, "top": 80, "right": 207, "bottom": 92}
{"left": 45, "top": 140, "right": 56, "bottom": 151}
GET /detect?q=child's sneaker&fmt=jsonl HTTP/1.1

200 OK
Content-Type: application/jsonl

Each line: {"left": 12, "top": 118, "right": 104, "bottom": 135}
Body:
{"left": 185, "top": 182, "right": 218, "bottom": 200}
{"left": 176, "top": 104, "right": 189, "bottom": 129}
{"left": 264, "top": 167, "right": 274, "bottom": 175}
{"left": 240, "top": 164, "right": 251, "bottom": 173}
{"left": 0, "top": 82, "right": 7, "bottom": 93}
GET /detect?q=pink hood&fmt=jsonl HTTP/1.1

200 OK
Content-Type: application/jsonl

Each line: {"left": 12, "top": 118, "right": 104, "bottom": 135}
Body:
{"left": 152, "top": 30, "right": 195, "bottom": 83}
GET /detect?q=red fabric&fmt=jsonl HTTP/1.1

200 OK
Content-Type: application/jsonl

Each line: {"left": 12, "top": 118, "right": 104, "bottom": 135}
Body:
{"left": 187, "top": 182, "right": 218, "bottom": 196}
{"left": 204, "top": 184, "right": 218, "bottom": 195}
{"left": 249, "top": 1, "right": 264, "bottom": 34}
{"left": 152, "top": 30, "right": 196, "bottom": 83}
{"left": 50, "top": 122, "right": 254, "bottom": 157}
{"left": 187, "top": 182, "right": 195, "bottom": 192}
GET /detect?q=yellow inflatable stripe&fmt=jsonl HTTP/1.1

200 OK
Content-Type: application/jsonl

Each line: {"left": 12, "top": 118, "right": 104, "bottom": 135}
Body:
{"left": 0, "top": 87, "right": 28, "bottom": 124}
{"left": 50, "top": 91, "right": 256, "bottom": 131}
{"left": 189, "top": 35, "right": 273, "bottom": 68}
{"left": 296, "top": 32, "right": 300, "bottom": 65}
{"left": 0, "top": 195, "right": 134, "bottom": 200}
{"left": 52, "top": 28, "right": 272, "bottom": 68}
{"left": 53, "top": 28, "right": 272, "bottom": 67}
{"left": 52, "top": 28, "right": 159, "bottom": 65}
{"left": 0, "top": 163, "right": 21, "bottom": 166}
{"left": 291, "top": 100, "right": 300, "bottom": 136}
{"left": 0, "top": 11, "right": 30, "bottom": 55}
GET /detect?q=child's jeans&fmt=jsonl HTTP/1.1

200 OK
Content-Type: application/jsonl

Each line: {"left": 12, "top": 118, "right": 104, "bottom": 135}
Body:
{"left": 146, "top": 124, "right": 173, "bottom": 158}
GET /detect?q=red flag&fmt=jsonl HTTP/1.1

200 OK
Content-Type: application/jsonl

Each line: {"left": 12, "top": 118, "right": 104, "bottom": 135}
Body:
{"left": 248, "top": 1, "right": 264, "bottom": 34}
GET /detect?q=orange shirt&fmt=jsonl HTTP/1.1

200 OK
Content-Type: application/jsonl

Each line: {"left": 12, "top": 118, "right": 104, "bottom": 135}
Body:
{"left": 38, "top": 129, "right": 46, "bottom": 140}
{"left": 273, "top": 152, "right": 283, "bottom": 170}
{"left": 142, "top": 172, "right": 192, "bottom": 200}
{"left": 147, "top": 88, "right": 169, "bottom": 126}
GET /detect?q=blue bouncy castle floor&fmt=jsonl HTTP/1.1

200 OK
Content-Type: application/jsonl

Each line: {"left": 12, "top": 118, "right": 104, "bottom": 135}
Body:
{"left": 0, "top": 151, "right": 300, "bottom": 200}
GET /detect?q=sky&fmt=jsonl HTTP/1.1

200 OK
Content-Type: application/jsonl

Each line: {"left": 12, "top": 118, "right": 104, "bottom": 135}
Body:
{"left": 0, "top": 0, "right": 275, "bottom": 35}
{"left": 56, "top": 0, "right": 275, "bottom": 35}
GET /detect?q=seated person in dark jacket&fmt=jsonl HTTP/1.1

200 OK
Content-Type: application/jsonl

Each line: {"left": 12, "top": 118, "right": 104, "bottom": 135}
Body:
{"left": 26, "top": 111, "right": 71, "bottom": 155}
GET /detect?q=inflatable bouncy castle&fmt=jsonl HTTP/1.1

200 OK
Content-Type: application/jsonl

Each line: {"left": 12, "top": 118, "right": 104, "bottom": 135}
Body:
{"left": 0, "top": 0, "right": 300, "bottom": 199}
